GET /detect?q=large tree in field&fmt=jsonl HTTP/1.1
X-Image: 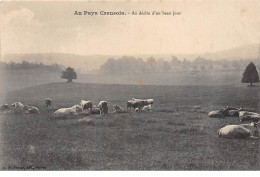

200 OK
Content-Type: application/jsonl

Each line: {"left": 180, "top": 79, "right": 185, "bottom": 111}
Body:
{"left": 241, "top": 62, "right": 259, "bottom": 87}
{"left": 61, "top": 67, "right": 77, "bottom": 83}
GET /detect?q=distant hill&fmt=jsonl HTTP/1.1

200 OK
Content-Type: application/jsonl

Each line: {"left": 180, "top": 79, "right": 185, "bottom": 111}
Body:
{"left": 1, "top": 43, "right": 259, "bottom": 74}
{"left": 1, "top": 53, "right": 113, "bottom": 73}
{"left": 121, "top": 43, "right": 260, "bottom": 61}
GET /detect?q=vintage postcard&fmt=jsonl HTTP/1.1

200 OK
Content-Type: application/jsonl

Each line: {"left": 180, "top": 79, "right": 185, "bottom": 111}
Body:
{"left": 0, "top": 0, "right": 260, "bottom": 171}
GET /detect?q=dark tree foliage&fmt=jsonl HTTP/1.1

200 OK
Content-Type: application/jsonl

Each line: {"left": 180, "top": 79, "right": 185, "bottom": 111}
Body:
{"left": 0, "top": 61, "right": 62, "bottom": 72}
{"left": 61, "top": 67, "right": 77, "bottom": 83}
{"left": 241, "top": 62, "right": 259, "bottom": 86}
{"left": 98, "top": 56, "right": 260, "bottom": 74}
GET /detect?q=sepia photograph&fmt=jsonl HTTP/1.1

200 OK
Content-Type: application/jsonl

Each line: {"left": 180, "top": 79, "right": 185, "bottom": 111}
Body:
{"left": 0, "top": 0, "right": 260, "bottom": 171}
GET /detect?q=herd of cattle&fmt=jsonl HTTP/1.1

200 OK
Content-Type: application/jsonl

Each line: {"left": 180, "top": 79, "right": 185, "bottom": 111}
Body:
{"left": 209, "top": 106, "right": 260, "bottom": 139}
{"left": 1, "top": 98, "right": 259, "bottom": 140}
{"left": 0, "top": 98, "right": 154, "bottom": 116}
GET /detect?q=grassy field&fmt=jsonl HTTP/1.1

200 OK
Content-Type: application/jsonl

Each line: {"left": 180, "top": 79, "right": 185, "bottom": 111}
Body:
{"left": 0, "top": 83, "right": 260, "bottom": 170}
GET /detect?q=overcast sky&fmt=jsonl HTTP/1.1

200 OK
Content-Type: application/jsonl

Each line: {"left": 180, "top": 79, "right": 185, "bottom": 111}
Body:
{"left": 1, "top": 0, "right": 259, "bottom": 56}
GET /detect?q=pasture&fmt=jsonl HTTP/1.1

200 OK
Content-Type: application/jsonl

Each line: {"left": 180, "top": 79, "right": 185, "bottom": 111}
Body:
{"left": 0, "top": 83, "right": 260, "bottom": 170}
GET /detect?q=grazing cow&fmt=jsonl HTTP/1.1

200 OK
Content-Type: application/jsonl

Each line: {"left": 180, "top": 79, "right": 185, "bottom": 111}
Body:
{"left": 44, "top": 98, "right": 52, "bottom": 107}
{"left": 0, "top": 104, "right": 9, "bottom": 111}
{"left": 217, "top": 122, "right": 259, "bottom": 139}
{"left": 98, "top": 101, "right": 108, "bottom": 115}
{"left": 54, "top": 107, "right": 77, "bottom": 117}
{"left": 80, "top": 100, "right": 93, "bottom": 111}
{"left": 23, "top": 105, "right": 40, "bottom": 114}
{"left": 127, "top": 99, "right": 149, "bottom": 110}
{"left": 239, "top": 111, "right": 260, "bottom": 122}
{"left": 132, "top": 98, "right": 154, "bottom": 106}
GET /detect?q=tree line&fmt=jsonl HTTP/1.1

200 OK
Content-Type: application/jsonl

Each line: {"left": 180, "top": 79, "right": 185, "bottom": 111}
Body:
{"left": 99, "top": 56, "right": 260, "bottom": 75}
{"left": 0, "top": 61, "right": 63, "bottom": 72}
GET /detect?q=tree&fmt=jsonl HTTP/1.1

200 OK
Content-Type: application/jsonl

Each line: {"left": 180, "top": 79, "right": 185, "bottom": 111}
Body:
{"left": 61, "top": 67, "right": 77, "bottom": 83}
{"left": 241, "top": 62, "right": 259, "bottom": 86}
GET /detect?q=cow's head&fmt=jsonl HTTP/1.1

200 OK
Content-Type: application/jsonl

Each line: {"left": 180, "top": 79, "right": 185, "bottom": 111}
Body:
{"left": 75, "top": 105, "right": 83, "bottom": 112}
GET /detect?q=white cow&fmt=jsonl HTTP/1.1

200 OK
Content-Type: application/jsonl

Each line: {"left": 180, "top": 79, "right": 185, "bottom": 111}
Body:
{"left": 23, "top": 105, "right": 40, "bottom": 114}
{"left": 54, "top": 108, "right": 77, "bottom": 117}
{"left": 54, "top": 104, "right": 84, "bottom": 117}
{"left": 217, "top": 122, "right": 259, "bottom": 139}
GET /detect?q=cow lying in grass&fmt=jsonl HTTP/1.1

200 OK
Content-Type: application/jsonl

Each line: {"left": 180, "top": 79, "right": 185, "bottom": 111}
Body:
{"left": 54, "top": 105, "right": 83, "bottom": 118}
{"left": 208, "top": 106, "right": 258, "bottom": 118}
{"left": 112, "top": 105, "right": 127, "bottom": 113}
{"left": 217, "top": 122, "right": 259, "bottom": 139}
{"left": 239, "top": 111, "right": 260, "bottom": 122}
{"left": 10, "top": 102, "right": 25, "bottom": 114}
{"left": 23, "top": 105, "right": 40, "bottom": 114}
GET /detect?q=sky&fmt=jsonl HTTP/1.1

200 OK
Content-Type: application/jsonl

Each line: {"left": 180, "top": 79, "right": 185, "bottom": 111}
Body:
{"left": 1, "top": 0, "right": 260, "bottom": 56}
